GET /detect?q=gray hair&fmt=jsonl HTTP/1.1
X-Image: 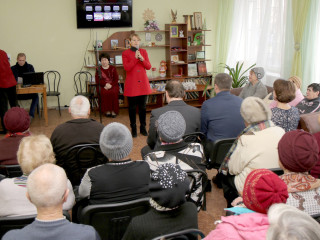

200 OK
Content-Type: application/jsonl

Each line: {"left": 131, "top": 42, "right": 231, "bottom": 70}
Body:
{"left": 27, "top": 163, "right": 68, "bottom": 208}
{"left": 240, "top": 96, "right": 271, "bottom": 124}
{"left": 267, "top": 204, "right": 320, "bottom": 240}
{"left": 69, "top": 96, "right": 90, "bottom": 118}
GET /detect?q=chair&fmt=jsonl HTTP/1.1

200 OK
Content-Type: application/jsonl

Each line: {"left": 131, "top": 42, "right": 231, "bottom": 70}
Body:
{"left": 80, "top": 197, "right": 150, "bottom": 240}
{"left": 269, "top": 167, "right": 284, "bottom": 176}
{"left": 0, "top": 214, "right": 36, "bottom": 238}
{"left": 185, "top": 169, "right": 208, "bottom": 211}
{"left": 0, "top": 165, "right": 23, "bottom": 178}
{"left": 183, "top": 132, "right": 206, "bottom": 145}
{"left": 206, "top": 138, "right": 237, "bottom": 170}
{"left": 74, "top": 71, "right": 95, "bottom": 111}
{"left": 298, "top": 112, "right": 320, "bottom": 133}
{"left": 43, "top": 70, "right": 61, "bottom": 116}
{"left": 65, "top": 144, "right": 108, "bottom": 186}
{"left": 151, "top": 228, "right": 205, "bottom": 240}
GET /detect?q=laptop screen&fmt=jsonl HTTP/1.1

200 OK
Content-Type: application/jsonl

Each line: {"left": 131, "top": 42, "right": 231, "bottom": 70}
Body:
{"left": 22, "top": 72, "right": 44, "bottom": 86}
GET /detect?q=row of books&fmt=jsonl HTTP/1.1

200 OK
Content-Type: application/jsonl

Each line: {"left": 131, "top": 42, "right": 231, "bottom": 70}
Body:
{"left": 185, "top": 92, "right": 199, "bottom": 100}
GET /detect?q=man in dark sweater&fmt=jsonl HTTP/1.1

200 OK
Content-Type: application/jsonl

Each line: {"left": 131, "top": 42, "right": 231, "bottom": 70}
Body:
{"left": 2, "top": 163, "right": 100, "bottom": 240}
{"left": 296, "top": 83, "right": 320, "bottom": 114}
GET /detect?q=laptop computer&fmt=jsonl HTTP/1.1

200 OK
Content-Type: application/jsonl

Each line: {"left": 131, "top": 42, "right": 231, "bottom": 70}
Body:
{"left": 22, "top": 72, "right": 44, "bottom": 87}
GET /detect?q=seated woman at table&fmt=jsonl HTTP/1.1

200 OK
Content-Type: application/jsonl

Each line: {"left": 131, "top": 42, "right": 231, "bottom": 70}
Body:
{"left": 95, "top": 53, "right": 119, "bottom": 118}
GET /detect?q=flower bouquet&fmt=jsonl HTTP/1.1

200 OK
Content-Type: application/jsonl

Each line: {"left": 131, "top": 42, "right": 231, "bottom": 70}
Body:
{"left": 144, "top": 20, "right": 160, "bottom": 31}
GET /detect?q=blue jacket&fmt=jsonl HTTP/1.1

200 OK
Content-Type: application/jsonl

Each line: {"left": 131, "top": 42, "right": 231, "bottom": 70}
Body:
{"left": 201, "top": 91, "right": 245, "bottom": 142}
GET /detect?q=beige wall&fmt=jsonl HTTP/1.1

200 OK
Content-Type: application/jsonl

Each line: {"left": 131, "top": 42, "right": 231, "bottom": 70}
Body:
{"left": 0, "top": 0, "right": 217, "bottom": 107}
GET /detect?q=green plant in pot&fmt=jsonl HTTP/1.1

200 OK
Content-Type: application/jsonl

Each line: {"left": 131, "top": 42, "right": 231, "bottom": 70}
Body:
{"left": 221, "top": 62, "right": 256, "bottom": 88}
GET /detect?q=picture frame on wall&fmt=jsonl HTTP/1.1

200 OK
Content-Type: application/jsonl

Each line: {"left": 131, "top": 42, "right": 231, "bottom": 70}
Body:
{"left": 194, "top": 12, "right": 202, "bottom": 30}
{"left": 188, "top": 63, "right": 198, "bottom": 77}
{"left": 124, "top": 38, "right": 130, "bottom": 48}
{"left": 188, "top": 53, "right": 196, "bottom": 61}
{"left": 196, "top": 51, "right": 205, "bottom": 60}
{"left": 170, "top": 26, "right": 178, "bottom": 37}
{"left": 115, "top": 55, "right": 123, "bottom": 65}
{"left": 197, "top": 62, "right": 207, "bottom": 76}
{"left": 110, "top": 57, "right": 115, "bottom": 65}
{"left": 111, "top": 39, "right": 118, "bottom": 49}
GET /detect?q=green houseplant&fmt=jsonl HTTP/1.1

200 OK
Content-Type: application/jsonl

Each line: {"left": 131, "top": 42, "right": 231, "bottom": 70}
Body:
{"left": 221, "top": 62, "right": 256, "bottom": 88}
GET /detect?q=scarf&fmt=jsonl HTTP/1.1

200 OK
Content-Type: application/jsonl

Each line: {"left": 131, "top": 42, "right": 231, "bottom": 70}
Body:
{"left": 280, "top": 172, "right": 320, "bottom": 193}
{"left": 219, "top": 120, "right": 274, "bottom": 175}
{"left": 5, "top": 130, "right": 31, "bottom": 138}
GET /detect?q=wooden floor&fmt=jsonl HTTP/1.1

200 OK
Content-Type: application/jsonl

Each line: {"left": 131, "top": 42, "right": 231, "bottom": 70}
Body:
{"left": 0, "top": 108, "right": 227, "bottom": 235}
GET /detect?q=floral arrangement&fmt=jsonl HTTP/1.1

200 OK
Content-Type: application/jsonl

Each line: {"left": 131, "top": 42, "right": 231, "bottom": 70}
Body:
{"left": 144, "top": 20, "right": 160, "bottom": 31}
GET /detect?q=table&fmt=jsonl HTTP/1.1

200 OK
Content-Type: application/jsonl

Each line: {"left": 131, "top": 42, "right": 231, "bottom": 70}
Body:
{"left": 16, "top": 84, "right": 48, "bottom": 126}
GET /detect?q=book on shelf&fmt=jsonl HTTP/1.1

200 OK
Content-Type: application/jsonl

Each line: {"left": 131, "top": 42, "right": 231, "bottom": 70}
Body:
{"left": 188, "top": 63, "right": 198, "bottom": 77}
{"left": 197, "top": 62, "right": 207, "bottom": 76}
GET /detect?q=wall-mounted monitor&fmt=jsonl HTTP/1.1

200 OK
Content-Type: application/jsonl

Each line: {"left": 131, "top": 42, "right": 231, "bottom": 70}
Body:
{"left": 76, "top": 0, "right": 132, "bottom": 29}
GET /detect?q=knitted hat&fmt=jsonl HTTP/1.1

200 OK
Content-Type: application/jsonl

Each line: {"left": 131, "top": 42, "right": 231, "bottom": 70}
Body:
{"left": 288, "top": 76, "right": 301, "bottom": 90}
{"left": 157, "top": 111, "right": 186, "bottom": 143}
{"left": 278, "top": 130, "right": 319, "bottom": 172}
{"left": 99, "top": 122, "right": 133, "bottom": 160}
{"left": 251, "top": 67, "right": 265, "bottom": 80}
{"left": 240, "top": 97, "right": 271, "bottom": 124}
{"left": 4, "top": 107, "right": 30, "bottom": 133}
{"left": 243, "top": 169, "right": 288, "bottom": 214}
{"left": 149, "top": 163, "right": 190, "bottom": 209}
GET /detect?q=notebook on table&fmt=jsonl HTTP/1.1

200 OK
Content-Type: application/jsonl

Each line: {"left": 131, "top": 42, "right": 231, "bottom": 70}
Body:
{"left": 22, "top": 72, "right": 44, "bottom": 87}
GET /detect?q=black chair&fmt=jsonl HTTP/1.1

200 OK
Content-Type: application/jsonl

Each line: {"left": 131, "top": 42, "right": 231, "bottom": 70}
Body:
{"left": 43, "top": 70, "right": 61, "bottom": 116}
{"left": 269, "top": 167, "right": 284, "bottom": 176}
{"left": 64, "top": 144, "right": 108, "bottom": 186}
{"left": 311, "top": 213, "right": 320, "bottom": 223}
{"left": 0, "top": 165, "right": 23, "bottom": 178}
{"left": 0, "top": 214, "right": 36, "bottom": 238}
{"left": 185, "top": 169, "right": 208, "bottom": 211}
{"left": 183, "top": 132, "right": 206, "bottom": 145}
{"left": 151, "top": 228, "right": 205, "bottom": 240}
{"left": 206, "top": 138, "right": 236, "bottom": 170}
{"left": 74, "top": 71, "right": 95, "bottom": 111}
{"left": 80, "top": 198, "right": 150, "bottom": 240}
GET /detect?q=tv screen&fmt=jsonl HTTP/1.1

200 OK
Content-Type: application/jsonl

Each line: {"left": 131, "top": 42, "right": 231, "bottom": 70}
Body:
{"left": 76, "top": 0, "right": 132, "bottom": 29}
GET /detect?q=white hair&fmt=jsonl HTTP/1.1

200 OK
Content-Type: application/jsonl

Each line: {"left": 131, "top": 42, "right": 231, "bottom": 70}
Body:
{"left": 27, "top": 163, "right": 68, "bottom": 208}
{"left": 267, "top": 204, "right": 320, "bottom": 240}
{"left": 69, "top": 96, "right": 90, "bottom": 118}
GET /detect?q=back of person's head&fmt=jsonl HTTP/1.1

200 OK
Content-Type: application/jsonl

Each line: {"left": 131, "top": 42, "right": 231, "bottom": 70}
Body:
{"left": 242, "top": 169, "right": 288, "bottom": 214}
{"left": 214, "top": 73, "right": 232, "bottom": 90}
{"left": 240, "top": 96, "right": 271, "bottom": 124}
{"left": 308, "top": 83, "right": 320, "bottom": 94}
{"left": 69, "top": 96, "right": 90, "bottom": 118}
{"left": 149, "top": 163, "right": 190, "bottom": 209}
{"left": 278, "top": 130, "right": 319, "bottom": 173}
{"left": 27, "top": 163, "right": 68, "bottom": 208}
{"left": 17, "top": 135, "right": 56, "bottom": 175}
{"left": 288, "top": 76, "right": 301, "bottom": 89}
{"left": 165, "top": 80, "right": 185, "bottom": 99}
{"left": 251, "top": 67, "right": 265, "bottom": 80}
{"left": 4, "top": 107, "right": 30, "bottom": 133}
{"left": 99, "top": 122, "right": 133, "bottom": 160}
{"left": 157, "top": 110, "right": 186, "bottom": 143}
{"left": 273, "top": 79, "right": 295, "bottom": 103}
{"left": 267, "top": 204, "right": 320, "bottom": 240}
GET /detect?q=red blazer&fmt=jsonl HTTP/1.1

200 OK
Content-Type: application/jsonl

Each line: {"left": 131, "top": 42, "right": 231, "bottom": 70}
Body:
{"left": 122, "top": 48, "right": 152, "bottom": 97}
{"left": 0, "top": 50, "right": 17, "bottom": 88}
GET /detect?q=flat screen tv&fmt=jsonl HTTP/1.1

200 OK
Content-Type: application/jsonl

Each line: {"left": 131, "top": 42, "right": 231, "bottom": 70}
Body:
{"left": 76, "top": 0, "right": 132, "bottom": 29}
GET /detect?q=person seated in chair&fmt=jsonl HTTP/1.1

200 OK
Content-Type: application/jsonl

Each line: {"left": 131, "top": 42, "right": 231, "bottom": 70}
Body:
{"left": 50, "top": 96, "right": 105, "bottom": 186}
{"left": 0, "top": 135, "right": 75, "bottom": 217}
{"left": 122, "top": 163, "right": 198, "bottom": 240}
{"left": 2, "top": 163, "right": 100, "bottom": 240}
{"left": 239, "top": 67, "right": 268, "bottom": 99}
{"left": 11, "top": 53, "right": 39, "bottom": 119}
{"left": 78, "top": 122, "right": 150, "bottom": 204}
{"left": 296, "top": 83, "right": 320, "bottom": 114}
{"left": 0, "top": 107, "right": 30, "bottom": 166}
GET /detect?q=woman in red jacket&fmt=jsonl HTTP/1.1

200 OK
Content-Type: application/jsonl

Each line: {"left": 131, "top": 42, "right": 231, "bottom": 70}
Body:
{"left": 122, "top": 33, "right": 152, "bottom": 137}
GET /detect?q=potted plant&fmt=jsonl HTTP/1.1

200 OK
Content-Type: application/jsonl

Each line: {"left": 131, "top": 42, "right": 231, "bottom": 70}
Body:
{"left": 221, "top": 62, "right": 256, "bottom": 88}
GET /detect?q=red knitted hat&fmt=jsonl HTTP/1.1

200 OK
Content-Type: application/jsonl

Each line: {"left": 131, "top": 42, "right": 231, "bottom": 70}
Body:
{"left": 278, "top": 130, "right": 319, "bottom": 172}
{"left": 243, "top": 169, "right": 288, "bottom": 214}
{"left": 4, "top": 107, "right": 30, "bottom": 133}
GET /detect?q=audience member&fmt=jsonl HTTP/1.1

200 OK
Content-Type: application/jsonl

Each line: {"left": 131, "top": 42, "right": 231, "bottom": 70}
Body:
{"left": 50, "top": 96, "right": 105, "bottom": 186}
{"left": 0, "top": 49, "right": 17, "bottom": 134}
{"left": 11, "top": 53, "right": 39, "bottom": 119}
{"left": 271, "top": 79, "right": 300, "bottom": 132}
{"left": 278, "top": 130, "right": 320, "bottom": 216}
{"left": 296, "top": 83, "right": 320, "bottom": 114}
{"left": 269, "top": 76, "right": 304, "bottom": 108}
{"left": 311, "top": 114, "right": 320, "bottom": 178}
{"left": 201, "top": 73, "right": 245, "bottom": 160}
{"left": 79, "top": 122, "right": 150, "bottom": 204}
{"left": 2, "top": 163, "right": 100, "bottom": 240}
{"left": 220, "top": 97, "right": 285, "bottom": 206}
{"left": 205, "top": 169, "right": 288, "bottom": 240}
{"left": 0, "top": 135, "right": 75, "bottom": 217}
{"left": 122, "top": 163, "right": 198, "bottom": 240}
{"left": 143, "top": 80, "right": 201, "bottom": 156}
{"left": 239, "top": 67, "right": 268, "bottom": 99}
{"left": 267, "top": 204, "right": 320, "bottom": 240}
{"left": 144, "top": 111, "right": 205, "bottom": 207}
{"left": 0, "top": 107, "right": 30, "bottom": 166}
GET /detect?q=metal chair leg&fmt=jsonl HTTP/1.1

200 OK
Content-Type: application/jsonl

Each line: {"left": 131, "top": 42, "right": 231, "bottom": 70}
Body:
{"left": 57, "top": 96, "right": 61, "bottom": 116}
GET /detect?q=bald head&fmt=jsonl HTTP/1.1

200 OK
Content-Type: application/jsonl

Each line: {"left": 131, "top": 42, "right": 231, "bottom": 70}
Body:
{"left": 27, "top": 164, "right": 68, "bottom": 208}
{"left": 69, "top": 96, "right": 90, "bottom": 118}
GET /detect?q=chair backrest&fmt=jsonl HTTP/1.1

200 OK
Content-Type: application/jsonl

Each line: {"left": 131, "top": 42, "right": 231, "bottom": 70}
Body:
{"left": 298, "top": 112, "right": 320, "bottom": 133}
{"left": 44, "top": 70, "right": 61, "bottom": 93}
{"left": 185, "top": 169, "right": 208, "bottom": 210}
{"left": 182, "top": 132, "right": 206, "bottom": 145}
{"left": 80, "top": 198, "right": 150, "bottom": 240}
{"left": 206, "top": 138, "right": 237, "bottom": 170}
{"left": 74, "top": 71, "right": 93, "bottom": 95}
{"left": 151, "top": 228, "right": 205, "bottom": 240}
{"left": 269, "top": 167, "right": 284, "bottom": 176}
{"left": 0, "top": 214, "right": 36, "bottom": 238}
{"left": 65, "top": 144, "right": 108, "bottom": 186}
{"left": 0, "top": 165, "right": 23, "bottom": 178}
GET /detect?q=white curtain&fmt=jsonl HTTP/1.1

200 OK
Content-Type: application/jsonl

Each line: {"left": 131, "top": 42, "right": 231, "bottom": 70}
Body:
{"left": 314, "top": 1, "right": 320, "bottom": 84}
{"left": 226, "top": 0, "right": 287, "bottom": 86}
